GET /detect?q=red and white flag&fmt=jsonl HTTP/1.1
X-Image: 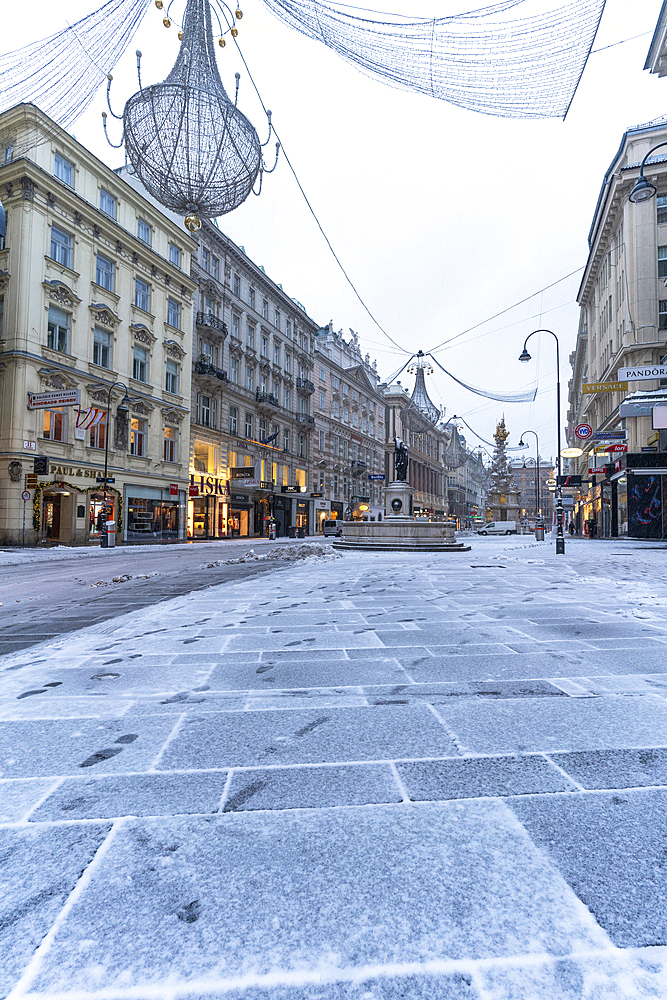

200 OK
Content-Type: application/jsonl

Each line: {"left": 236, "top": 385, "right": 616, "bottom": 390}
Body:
{"left": 76, "top": 407, "right": 106, "bottom": 430}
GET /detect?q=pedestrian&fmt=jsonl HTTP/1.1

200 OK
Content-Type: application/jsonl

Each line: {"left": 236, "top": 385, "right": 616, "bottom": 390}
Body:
{"left": 568, "top": 520, "right": 575, "bottom": 536}
{"left": 588, "top": 516, "right": 597, "bottom": 539}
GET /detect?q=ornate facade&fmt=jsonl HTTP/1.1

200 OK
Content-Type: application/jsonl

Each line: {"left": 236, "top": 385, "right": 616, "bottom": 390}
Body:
{"left": 0, "top": 104, "right": 196, "bottom": 545}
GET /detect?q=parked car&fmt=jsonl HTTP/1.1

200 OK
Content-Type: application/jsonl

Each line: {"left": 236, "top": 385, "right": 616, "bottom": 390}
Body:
{"left": 322, "top": 520, "right": 342, "bottom": 537}
{"left": 477, "top": 520, "right": 517, "bottom": 536}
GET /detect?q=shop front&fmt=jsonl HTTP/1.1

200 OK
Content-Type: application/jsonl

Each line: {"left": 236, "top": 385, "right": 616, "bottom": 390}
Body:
{"left": 228, "top": 492, "right": 252, "bottom": 537}
{"left": 272, "top": 495, "right": 290, "bottom": 538}
{"left": 125, "top": 485, "right": 185, "bottom": 542}
{"left": 187, "top": 473, "right": 229, "bottom": 539}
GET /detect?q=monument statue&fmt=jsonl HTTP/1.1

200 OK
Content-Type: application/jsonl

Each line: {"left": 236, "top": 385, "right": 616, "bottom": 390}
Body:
{"left": 394, "top": 437, "right": 409, "bottom": 482}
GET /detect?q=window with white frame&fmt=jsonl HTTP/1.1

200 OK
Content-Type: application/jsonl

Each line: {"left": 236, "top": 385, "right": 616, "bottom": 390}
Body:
{"left": 318, "top": 429, "right": 325, "bottom": 451}
{"left": 89, "top": 412, "right": 106, "bottom": 449}
{"left": 284, "top": 353, "right": 291, "bottom": 373}
{"left": 333, "top": 375, "right": 339, "bottom": 390}
{"left": 299, "top": 434, "right": 306, "bottom": 458}
{"left": 274, "top": 309, "right": 280, "bottom": 330}
{"left": 230, "top": 357, "right": 238, "bottom": 383}
{"left": 248, "top": 287, "right": 255, "bottom": 309}
{"left": 247, "top": 324, "right": 255, "bottom": 349}
{"left": 333, "top": 435, "right": 339, "bottom": 457}
{"left": 43, "top": 407, "right": 65, "bottom": 441}
{"left": 319, "top": 366, "right": 325, "bottom": 381}
{"left": 658, "top": 195, "right": 667, "bottom": 225}
{"left": 202, "top": 248, "right": 209, "bottom": 271}
{"left": 169, "top": 243, "right": 181, "bottom": 267}
{"left": 274, "top": 343, "right": 281, "bottom": 365}
{"left": 100, "top": 188, "right": 116, "bottom": 218}
{"left": 211, "top": 255, "right": 219, "bottom": 279}
{"left": 246, "top": 366, "right": 254, "bottom": 390}
{"left": 50, "top": 225, "right": 73, "bottom": 269}
{"left": 283, "top": 428, "right": 290, "bottom": 452}
{"left": 47, "top": 306, "right": 70, "bottom": 354}
{"left": 259, "top": 416, "right": 267, "bottom": 439}
{"left": 319, "top": 391, "right": 325, "bottom": 410}
{"left": 262, "top": 299, "right": 268, "bottom": 319}
{"left": 333, "top": 474, "right": 338, "bottom": 495}
{"left": 165, "top": 359, "right": 179, "bottom": 393}
{"left": 343, "top": 406, "right": 348, "bottom": 422}
{"left": 54, "top": 152, "right": 74, "bottom": 186}
{"left": 135, "top": 277, "right": 150, "bottom": 312}
{"left": 229, "top": 405, "right": 238, "bottom": 434}
{"left": 137, "top": 218, "right": 151, "bottom": 244}
{"left": 245, "top": 411, "right": 253, "bottom": 438}
{"left": 130, "top": 417, "right": 147, "bottom": 456}
{"left": 660, "top": 300, "right": 667, "bottom": 330}
{"left": 133, "top": 345, "right": 148, "bottom": 382}
{"left": 232, "top": 313, "right": 239, "bottom": 339}
{"left": 261, "top": 334, "right": 268, "bottom": 356}
{"left": 93, "top": 326, "right": 112, "bottom": 369}
{"left": 284, "top": 389, "right": 291, "bottom": 410}
{"left": 95, "top": 253, "right": 114, "bottom": 291}
{"left": 342, "top": 383, "right": 348, "bottom": 396}
{"left": 660, "top": 247, "right": 667, "bottom": 279}
{"left": 285, "top": 320, "right": 291, "bottom": 338}
{"left": 233, "top": 273, "right": 240, "bottom": 296}
{"left": 163, "top": 426, "right": 177, "bottom": 462}
{"left": 201, "top": 395, "right": 211, "bottom": 427}
{"left": 167, "top": 297, "right": 181, "bottom": 329}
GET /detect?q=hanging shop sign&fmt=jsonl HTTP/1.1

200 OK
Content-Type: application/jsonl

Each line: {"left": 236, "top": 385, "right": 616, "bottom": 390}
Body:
{"left": 189, "top": 484, "right": 199, "bottom": 497}
{"left": 619, "top": 400, "right": 656, "bottom": 417}
{"left": 170, "top": 484, "right": 179, "bottom": 496}
{"left": 28, "top": 388, "right": 81, "bottom": 409}
{"left": 281, "top": 485, "right": 305, "bottom": 494}
{"left": 230, "top": 493, "right": 250, "bottom": 503}
{"left": 574, "top": 423, "right": 593, "bottom": 439}
{"left": 582, "top": 382, "right": 628, "bottom": 394}
{"left": 556, "top": 475, "right": 582, "bottom": 487}
{"left": 592, "top": 432, "right": 625, "bottom": 440}
{"left": 607, "top": 444, "right": 627, "bottom": 453}
{"left": 618, "top": 365, "right": 667, "bottom": 381}
{"left": 368, "top": 474, "right": 385, "bottom": 480}
{"left": 230, "top": 466, "right": 256, "bottom": 479}
{"left": 189, "top": 473, "right": 229, "bottom": 497}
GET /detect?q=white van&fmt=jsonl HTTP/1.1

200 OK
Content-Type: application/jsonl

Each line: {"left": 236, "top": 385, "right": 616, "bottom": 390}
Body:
{"left": 477, "top": 521, "right": 517, "bottom": 536}
{"left": 322, "top": 520, "right": 342, "bottom": 537}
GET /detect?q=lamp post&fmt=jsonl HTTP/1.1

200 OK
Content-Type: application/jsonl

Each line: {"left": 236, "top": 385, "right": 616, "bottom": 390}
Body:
{"left": 628, "top": 141, "right": 667, "bottom": 203}
{"left": 518, "top": 430, "right": 540, "bottom": 522}
{"left": 519, "top": 329, "right": 565, "bottom": 553}
{"left": 101, "top": 382, "right": 132, "bottom": 547}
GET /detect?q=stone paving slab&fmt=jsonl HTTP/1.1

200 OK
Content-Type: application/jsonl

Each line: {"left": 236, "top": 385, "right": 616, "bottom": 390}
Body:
{"left": 550, "top": 748, "right": 667, "bottom": 790}
{"left": 397, "top": 755, "right": 575, "bottom": 801}
{"left": 25, "top": 802, "right": 612, "bottom": 993}
{"left": 511, "top": 789, "right": 667, "bottom": 948}
{"left": 0, "top": 822, "right": 111, "bottom": 995}
{"left": 158, "top": 705, "right": 460, "bottom": 769}
{"left": 222, "top": 763, "right": 402, "bottom": 812}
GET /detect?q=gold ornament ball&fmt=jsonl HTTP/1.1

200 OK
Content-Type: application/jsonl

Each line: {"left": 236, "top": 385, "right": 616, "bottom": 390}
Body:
{"left": 155, "top": 0, "right": 163, "bottom": 7}
{"left": 218, "top": 37, "right": 226, "bottom": 47}
{"left": 178, "top": 30, "right": 183, "bottom": 39}
{"left": 184, "top": 214, "right": 202, "bottom": 234}
{"left": 235, "top": 9, "right": 243, "bottom": 18}
{"left": 163, "top": 16, "right": 171, "bottom": 27}
{"left": 231, "top": 27, "right": 238, "bottom": 36}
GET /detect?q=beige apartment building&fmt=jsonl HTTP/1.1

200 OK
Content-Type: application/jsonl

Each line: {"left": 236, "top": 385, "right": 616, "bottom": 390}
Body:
{"left": 567, "top": 118, "right": 667, "bottom": 538}
{"left": 186, "top": 220, "right": 320, "bottom": 539}
{"left": 313, "top": 324, "right": 386, "bottom": 529}
{"left": 0, "top": 104, "right": 196, "bottom": 546}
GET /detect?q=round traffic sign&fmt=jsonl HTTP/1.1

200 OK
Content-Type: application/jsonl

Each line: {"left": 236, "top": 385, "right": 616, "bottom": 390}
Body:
{"left": 21, "top": 490, "right": 30, "bottom": 501}
{"left": 575, "top": 423, "right": 593, "bottom": 439}
{"left": 546, "top": 478, "right": 557, "bottom": 486}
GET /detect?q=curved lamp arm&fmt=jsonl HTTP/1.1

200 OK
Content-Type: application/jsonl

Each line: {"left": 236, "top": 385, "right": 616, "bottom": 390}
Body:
{"left": 629, "top": 141, "right": 667, "bottom": 204}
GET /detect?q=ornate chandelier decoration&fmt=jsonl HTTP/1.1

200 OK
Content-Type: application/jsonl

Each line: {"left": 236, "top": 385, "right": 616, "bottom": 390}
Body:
{"left": 104, "top": 0, "right": 277, "bottom": 231}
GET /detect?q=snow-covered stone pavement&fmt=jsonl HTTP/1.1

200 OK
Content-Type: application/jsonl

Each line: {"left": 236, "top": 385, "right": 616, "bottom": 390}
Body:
{"left": 1, "top": 536, "right": 667, "bottom": 999}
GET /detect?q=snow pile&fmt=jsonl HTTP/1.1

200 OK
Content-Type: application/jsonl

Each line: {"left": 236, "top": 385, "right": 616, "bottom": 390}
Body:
{"left": 202, "top": 543, "right": 342, "bottom": 569}
{"left": 88, "top": 572, "right": 161, "bottom": 588}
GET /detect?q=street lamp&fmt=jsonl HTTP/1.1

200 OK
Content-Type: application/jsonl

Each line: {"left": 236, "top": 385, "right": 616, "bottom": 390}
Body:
{"left": 101, "top": 382, "right": 132, "bottom": 547}
{"left": 519, "top": 329, "right": 565, "bottom": 553}
{"left": 518, "top": 430, "right": 541, "bottom": 522}
{"left": 628, "top": 141, "right": 667, "bottom": 203}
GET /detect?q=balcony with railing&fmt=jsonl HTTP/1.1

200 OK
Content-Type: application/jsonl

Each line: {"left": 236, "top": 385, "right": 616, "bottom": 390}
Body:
{"left": 296, "top": 377, "right": 315, "bottom": 394}
{"left": 296, "top": 412, "right": 315, "bottom": 425}
{"left": 255, "top": 390, "right": 280, "bottom": 407}
{"left": 196, "top": 312, "right": 228, "bottom": 336}
{"left": 194, "top": 355, "right": 228, "bottom": 382}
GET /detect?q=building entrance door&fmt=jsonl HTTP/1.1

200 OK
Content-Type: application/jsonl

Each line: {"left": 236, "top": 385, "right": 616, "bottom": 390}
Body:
{"left": 42, "top": 493, "right": 61, "bottom": 542}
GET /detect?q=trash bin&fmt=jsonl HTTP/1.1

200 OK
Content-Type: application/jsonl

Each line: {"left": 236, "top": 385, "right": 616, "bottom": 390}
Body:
{"left": 105, "top": 520, "right": 116, "bottom": 548}
{"left": 535, "top": 521, "right": 545, "bottom": 542}
{"left": 288, "top": 525, "right": 296, "bottom": 538}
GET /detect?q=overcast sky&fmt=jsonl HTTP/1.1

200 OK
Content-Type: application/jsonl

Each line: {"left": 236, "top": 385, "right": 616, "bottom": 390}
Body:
{"left": 5, "top": 0, "right": 667, "bottom": 462}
